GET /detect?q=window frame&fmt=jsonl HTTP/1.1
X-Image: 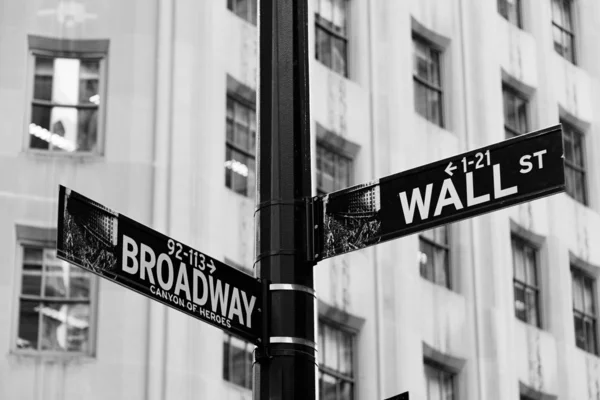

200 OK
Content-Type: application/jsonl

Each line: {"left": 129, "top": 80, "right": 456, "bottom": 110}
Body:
{"left": 571, "top": 266, "right": 598, "bottom": 355}
{"left": 314, "top": 0, "right": 349, "bottom": 77}
{"left": 497, "top": 0, "right": 523, "bottom": 28}
{"left": 412, "top": 34, "right": 444, "bottom": 128}
{"left": 561, "top": 121, "right": 587, "bottom": 205}
{"left": 318, "top": 319, "right": 356, "bottom": 400}
{"left": 227, "top": 0, "right": 257, "bottom": 26}
{"left": 222, "top": 332, "right": 254, "bottom": 390}
{"left": 418, "top": 226, "right": 451, "bottom": 290}
{"left": 316, "top": 141, "right": 353, "bottom": 196}
{"left": 502, "top": 85, "right": 529, "bottom": 139}
{"left": 511, "top": 235, "right": 542, "bottom": 328}
{"left": 551, "top": 0, "right": 576, "bottom": 64}
{"left": 424, "top": 360, "right": 456, "bottom": 400}
{"left": 25, "top": 37, "right": 108, "bottom": 156}
{"left": 12, "top": 235, "right": 99, "bottom": 358}
{"left": 225, "top": 91, "right": 256, "bottom": 198}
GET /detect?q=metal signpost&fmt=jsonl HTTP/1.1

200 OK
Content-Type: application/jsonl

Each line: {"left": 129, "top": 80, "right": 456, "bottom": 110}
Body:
{"left": 315, "top": 125, "right": 565, "bottom": 260}
{"left": 56, "top": 185, "right": 262, "bottom": 344}
{"left": 54, "top": 1, "right": 567, "bottom": 399}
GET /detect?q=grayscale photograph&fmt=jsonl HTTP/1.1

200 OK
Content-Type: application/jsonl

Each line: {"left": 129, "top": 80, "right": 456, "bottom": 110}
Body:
{"left": 0, "top": 0, "right": 598, "bottom": 399}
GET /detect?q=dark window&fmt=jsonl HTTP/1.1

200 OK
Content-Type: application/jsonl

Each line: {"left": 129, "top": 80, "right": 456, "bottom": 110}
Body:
{"left": 503, "top": 86, "right": 528, "bottom": 139}
{"left": 498, "top": 0, "right": 523, "bottom": 28}
{"left": 16, "top": 245, "right": 94, "bottom": 354}
{"left": 424, "top": 362, "right": 455, "bottom": 400}
{"left": 319, "top": 322, "right": 354, "bottom": 400}
{"left": 562, "top": 123, "right": 586, "bottom": 205}
{"left": 571, "top": 267, "right": 597, "bottom": 355}
{"left": 512, "top": 236, "right": 541, "bottom": 327}
{"left": 30, "top": 56, "right": 102, "bottom": 153}
{"left": 227, "top": 0, "right": 257, "bottom": 25}
{"left": 223, "top": 333, "right": 254, "bottom": 389}
{"left": 225, "top": 95, "right": 256, "bottom": 198}
{"left": 315, "top": 0, "right": 348, "bottom": 77}
{"left": 419, "top": 226, "right": 450, "bottom": 289}
{"left": 552, "top": 0, "right": 575, "bottom": 63}
{"left": 413, "top": 36, "right": 444, "bottom": 127}
{"left": 316, "top": 143, "right": 352, "bottom": 195}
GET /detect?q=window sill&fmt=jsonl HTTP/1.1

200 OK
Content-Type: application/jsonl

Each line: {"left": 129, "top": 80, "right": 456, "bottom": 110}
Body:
{"left": 314, "top": 59, "right": 349, "bottom": 80}
{"left": 22, "top": 149, "right": 104, "bottom": 163}
{"left": 223, "top": 380, "right": 252, "bottom": 394}
{"left": 8, "top": 350, "right": 96, "bottom": 364}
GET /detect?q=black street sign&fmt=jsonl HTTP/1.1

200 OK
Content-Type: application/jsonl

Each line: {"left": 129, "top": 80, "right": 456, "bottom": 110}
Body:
{"left": 56, "top": 185, "right": 262, "bottom": 344}
{"left": 317, "top": 125, "right": 565, "bottom": 259}
{"left": 384, "top": 392, "right": 409, "bottom": 400}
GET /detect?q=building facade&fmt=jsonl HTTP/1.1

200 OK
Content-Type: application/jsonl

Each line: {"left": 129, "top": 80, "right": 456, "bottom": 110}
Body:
{"left": 1, "top": 0, "right": 599, "bottom": 399}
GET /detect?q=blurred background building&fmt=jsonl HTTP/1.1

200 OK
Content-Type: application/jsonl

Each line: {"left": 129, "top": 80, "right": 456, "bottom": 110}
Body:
{"left": 1, "top": 0, "right": 600, "bottom": 399}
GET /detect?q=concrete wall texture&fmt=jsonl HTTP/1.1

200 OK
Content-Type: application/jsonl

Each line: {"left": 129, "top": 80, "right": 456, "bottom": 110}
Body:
{"left": 0, "top": 0, "right": 599, "bottom": 399}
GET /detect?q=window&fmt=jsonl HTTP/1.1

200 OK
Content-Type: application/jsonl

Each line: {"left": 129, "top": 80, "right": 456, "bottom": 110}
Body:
{"left": 502, "top": 86, "right": 528, "bottom": 139}
{"left": 316, "top": 143, "right": 352, "bottom": 195}
{"left": 16, "top": 244, "right": 95, "bottom": 354}
{"left": 571, "top": 267, "right": 597, "bottom": 355}
{"left": 28, "top": 36, "right": 107, "bottom": 154}
{"left": 227, "top": 0, "right": 256, "bottom": 25}
{"left": 498, "top": 0, "right": 523, "bottom": 28}
{"left": 315, "top": 0, "right": 348, "bottom": 77}
{"left": 223, "top": 333, "right": 254, "bottom": 389}
{"left": 562, "top": 122, "right": 586, "bottom": 204}
{"left": 413, "top": 36, "right": 443, "bottom": 127}
{"left": 424, "top": 362, "right": 455, "bottom": 400}
{"left": 419, "top": 226, "right": 450, "bottom": 289}
{"left": 552, "top": 0, "right": 575, "bottom": 63}
{"left": 225, "top": 94, "right": 256, "bottom": 198}
{"left": 512, "top": 236, "right": 541, "bottom": 327}
{"left": 318, "top": 322, "right": 354, "bottom": 400}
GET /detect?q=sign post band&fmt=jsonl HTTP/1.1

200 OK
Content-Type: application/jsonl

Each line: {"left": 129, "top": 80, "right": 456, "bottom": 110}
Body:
{"left": 56, "top": 185, "right": 263, "bottom": 344}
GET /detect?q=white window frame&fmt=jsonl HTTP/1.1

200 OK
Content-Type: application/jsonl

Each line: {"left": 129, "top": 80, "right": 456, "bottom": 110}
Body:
{"left": 24, "top": 35, "right": 109, "bottom": 157}
{"left": 11, "top": 226, "right": 99, "bottom": 358}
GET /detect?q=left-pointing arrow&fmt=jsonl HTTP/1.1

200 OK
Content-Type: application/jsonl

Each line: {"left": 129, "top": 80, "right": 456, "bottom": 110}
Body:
{"left": 445, "top": 162, "right": 457, "bottom": 176}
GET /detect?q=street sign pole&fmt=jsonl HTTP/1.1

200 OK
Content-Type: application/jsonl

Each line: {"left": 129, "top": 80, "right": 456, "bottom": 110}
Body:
{"left": 254, "top": 1, "right": 317, "bottom": 400}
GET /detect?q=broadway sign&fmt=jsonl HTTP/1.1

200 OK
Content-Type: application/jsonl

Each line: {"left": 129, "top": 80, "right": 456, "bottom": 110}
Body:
{"left": 56, "top": 185, "right": 261, "bottom": 344}
{"left": 317, "top": 125, "right": 565, "bottom": 259}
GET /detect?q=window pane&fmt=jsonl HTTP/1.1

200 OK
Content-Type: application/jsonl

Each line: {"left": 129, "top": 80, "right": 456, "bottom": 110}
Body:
{"left": 513, "top": 240, "right": 525, "bottom": 282}
{"left": 17, "top": 300, "right": 40, "bottom": 350}
{"left": 525, "top": 288, "right": 539, "bottom": 326}
{"left": 428, "top": 90, "right": 442, "bottom": 126}
{"left": 43, "top": 265, "right": 68, "bottom": 298}
{"left": 70, "top": 266, "right": 91, "bottom": 299}
{"left": 414, "top": 81, "right": 429, "bottom": 120}
{"left": 572, "top": 131, "right": 584, "bottom": 167}
{"left": 30, "top": 105, "right": 52, "bottom": 150}
{"left": 434, "top": 246, "right": 449, "bottom": 288}
{"left": 230, "top": 336, "right": 248, "bottom": 387}
{"left": 585, "top": 319, "right": 597, "bottom": 354}
{"left": 332, "top": 0, "right": 346, "bottom": 33}
{"left": 228, "top": 149, "right": 250, "bottom": 196}
{"left": 21, "top": 273, "right": 42, "bottom": 296}
{"left": 319, "top": 0, "right": 334, "bottom": 22}
{"left": 316, "top": 27, "right": 332, "bottom": 68}
{"left": 524, "top": 246, "right": 537, "bottom": 285}
{"left": 223, "top": 337, "right": 230, "bottom": 380}
{"left": 574, "top": 314, "right": 586, "bottom": 349}
{"left": 340, "top": 380, "right": 353, "bottom": 400}
{"left": 34, "top": 57, "right": 54, "bottom": 101}
{"left": 572, "top": 272, "right": 584, "bottom": 312}
{"left": 320, "top": 373, "right": 337, "bottom": 400}
{"left": 324, "top": 325, "right": 339, "bottom": 371}
{"left": 49, "top": 106, "right": 79, "bottom": 151}
{"left": 332, "top": 37, "right": 347, "bottom": 77}
{"left": 339, "top": 331, "right": 353, "bottom": 375}
{"left": 78, "top": 60, "right": 100, "bottom": 104}
{"left": 420, "top": 239, "right": 435, "bottom": 282}
{"left": 39, "top": 302, "right": 89, "bottom": 351}
{"left": 514, "top": 283, "right": 527, "bottom": 322}
{"left": 52, "top": 58, "right": 81, "bottom": 106}
{"left": 77, "top": 108, "right": 99, "bottom": 152}
{"left": 583, "top": 277, "right": 595, "bottom": 315}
